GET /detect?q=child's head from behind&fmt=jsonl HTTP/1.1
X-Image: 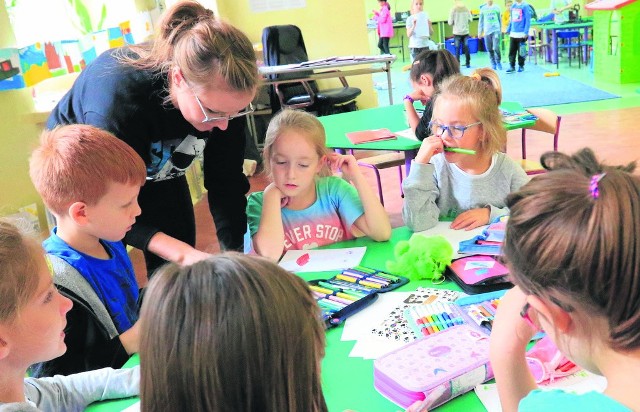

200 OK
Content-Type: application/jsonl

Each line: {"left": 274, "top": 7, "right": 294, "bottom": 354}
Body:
{"left": 432, "top": 71, "right": 505, "bottom": 155}
{"left": 30, "top": 125, "right": 147, "bottom": 241}
{"left": 263, "top": 109, "right": 331, "bottom": 192}
{"left": 139, "top": 252, "right": 327, "bottom": 412}
{"left": 0, "top": 219, "right": 72, "bottom": 368}
{"left": 505, "top": 149, "right": 640, "bottom": 361}
{"left": 410, "top": 50, "right": 460, "bottom": 98}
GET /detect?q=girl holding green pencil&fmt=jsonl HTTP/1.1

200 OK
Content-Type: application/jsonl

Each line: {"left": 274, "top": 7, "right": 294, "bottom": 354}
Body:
{"left": 402, "top": 68, "right": 529, "bottom": 232}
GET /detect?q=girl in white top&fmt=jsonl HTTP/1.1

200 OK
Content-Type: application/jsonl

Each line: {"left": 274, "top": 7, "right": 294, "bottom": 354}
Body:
{"left": 402, "top": 69, "right": 528, "bottom": 232}
{"left": 0, "top": 219, "right": 139, "bottom": 412}
{"left": 406, "top": 0, "right": 434, "bottom": 60}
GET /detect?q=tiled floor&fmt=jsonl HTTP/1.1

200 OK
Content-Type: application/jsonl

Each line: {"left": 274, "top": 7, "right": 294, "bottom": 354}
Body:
{"left": 131, "top": 51, "right": 640, "bottom": 285}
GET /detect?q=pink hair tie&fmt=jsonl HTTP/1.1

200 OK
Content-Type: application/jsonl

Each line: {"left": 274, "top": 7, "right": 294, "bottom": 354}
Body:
{"left": 589, "top": 173, "right": 606, "bottom": 199}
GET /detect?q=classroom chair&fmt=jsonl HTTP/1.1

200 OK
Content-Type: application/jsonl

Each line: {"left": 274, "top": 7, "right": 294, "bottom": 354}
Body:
{"left": 520, "top": 108, "right": 562, "bottom": 175}
{"left": 556, "top": 31, "right": 582, "bottom": 69}
{"left": 526, "top": 28, "right": 548, "bottom": 65}
{"left": 261, "top": 25, "right": 361, "bottom": 116}
{"left": 350, "top": 149, "right": 404, "bottom": 207}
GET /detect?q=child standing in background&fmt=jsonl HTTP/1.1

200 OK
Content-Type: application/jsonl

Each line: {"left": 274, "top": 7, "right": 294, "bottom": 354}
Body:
{"left": 29, "top": 125, "right": 147, "bottom": 377}
{"left": 406, "top": 0, "right": 433, "bottom": 60}
{"left": 490, "top": 148, "right": 640, "bottom": 412}
{"left": 448, "top": 0, "right": 473, "bottom": 68}
{"left": 246, "top": 109, "right": 391, "bottom": 261}
{"left": 139, "top": 253, "right": 328, "bottom": 412}
{"left": 479, "top": 0, "right": 503, "bottom": 70}
{"left": 0, "top": 219, "right": 139, "bottom": 411}
{"left": 404, "top": 49, "right": 460, "bottom": 141}
{"left": 505, "top": 0, "right": 531, "bottom": 73}
{"left": 374, "top": 0, "right": 394, "bottom": 54}
{"left": 402, "top": 69, "right": 528, "bottom": 232}
{"left": 502, "top": 0, "right": 513, "bottom": 33}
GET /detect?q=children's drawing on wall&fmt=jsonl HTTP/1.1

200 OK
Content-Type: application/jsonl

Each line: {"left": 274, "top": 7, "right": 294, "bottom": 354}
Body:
{"left": 1, "top": 0, "right": 157, "bottom": 92}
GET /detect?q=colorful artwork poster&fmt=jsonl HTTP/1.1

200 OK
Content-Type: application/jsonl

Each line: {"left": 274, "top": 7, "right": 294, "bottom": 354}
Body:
{"left": 19, "top": 43, "right": 50, "bottom": 87}
{"left": 0, "top": 48, "right": 25, "bottom": 90}
{"left": 79, "top": 34, "right": 98, "bottom": 67}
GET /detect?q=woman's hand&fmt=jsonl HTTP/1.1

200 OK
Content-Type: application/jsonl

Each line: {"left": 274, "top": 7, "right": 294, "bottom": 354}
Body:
{"left": 415, "top": 135, "right": 444, "bottom": 164}
{"left": 450, "top": 207, "right": 490, "bottom": 230}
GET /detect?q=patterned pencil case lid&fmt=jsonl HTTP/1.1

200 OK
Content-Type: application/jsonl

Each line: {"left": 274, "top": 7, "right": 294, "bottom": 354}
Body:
{"left": 446, "top": 255, "right": 512, "bottom": 294}
{"left": 374, "top": 324, "right": 493, "bottom": 409}
{"left": 310, "top": 267, "right": 409, "bottom": 328}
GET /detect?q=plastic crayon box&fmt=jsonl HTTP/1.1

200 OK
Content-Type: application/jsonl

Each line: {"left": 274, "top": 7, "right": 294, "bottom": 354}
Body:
{"left": 309, "top": 266, "right": 409, "bottom": 328}
{"left": 404, "top": 290, "right": 506, "bottom": 338}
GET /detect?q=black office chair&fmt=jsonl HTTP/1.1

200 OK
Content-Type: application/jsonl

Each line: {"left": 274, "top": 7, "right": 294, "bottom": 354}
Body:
{"left": 261, "top": 25, "right": 361, "bottom": 116}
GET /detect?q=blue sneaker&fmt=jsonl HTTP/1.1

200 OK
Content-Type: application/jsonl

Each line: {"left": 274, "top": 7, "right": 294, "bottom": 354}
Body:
{"left": 491, "top": 62, "right": 497, "bottom": 70}
{"left": 506, "top": 67, "right": 515, "bottom": 73}
{"left": 496, "top": 62, "right": 502, "bottom": 70}
{"left": 518, "top": 66, "right": 524, "bottom": 72}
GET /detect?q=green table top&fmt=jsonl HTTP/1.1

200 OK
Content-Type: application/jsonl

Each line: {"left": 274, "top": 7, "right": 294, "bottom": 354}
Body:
{"left": 87, "top": 225, "right": 491, "bottom": 412}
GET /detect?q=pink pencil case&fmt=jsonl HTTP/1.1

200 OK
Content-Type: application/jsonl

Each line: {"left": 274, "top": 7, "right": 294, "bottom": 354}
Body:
{"left": 374, "top": 325, "right": 493, "bottom": 409}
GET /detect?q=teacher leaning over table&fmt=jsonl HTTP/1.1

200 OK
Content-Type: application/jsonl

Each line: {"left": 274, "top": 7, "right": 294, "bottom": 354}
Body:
{"left": 46, "top": 1, "right": 260, "bottom": 275}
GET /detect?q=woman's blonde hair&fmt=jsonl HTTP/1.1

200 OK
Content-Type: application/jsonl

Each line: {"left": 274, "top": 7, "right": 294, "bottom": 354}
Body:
{"left": 139, "top": 252, "right": 328, "bottom": 412}
{"left": 262, "top": 109, "right": 331, "bottom": 178}
{"left": 0, "top": 219, "right": 42, "bottom": 323}
{"left": 434, "top": 70, "right": 505, "bottom": 155}
{"left": 119, "top": 1, "right": 259, "bottom": 95}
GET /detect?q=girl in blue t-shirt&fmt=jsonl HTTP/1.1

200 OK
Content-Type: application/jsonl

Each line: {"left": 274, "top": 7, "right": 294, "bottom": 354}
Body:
{"left": 489, "top": 148, "right": 640, "bottom": 411}
{"left": 246, "top": 109, "right": 391, "bottom": 260}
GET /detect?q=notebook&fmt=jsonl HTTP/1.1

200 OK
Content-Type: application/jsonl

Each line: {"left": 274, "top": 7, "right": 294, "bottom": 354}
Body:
{"left": 346, "top": 128, "right": 397, "bottom": 144}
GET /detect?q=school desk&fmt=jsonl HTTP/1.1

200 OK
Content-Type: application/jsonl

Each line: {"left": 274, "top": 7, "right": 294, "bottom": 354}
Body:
{"left": 86, "top": 223, "right": 491, "bottom": 412}
{"left": 534, "top": 20, "right": 594, "bottom": 65}
{"left": 319, "top": 102, "right": 536, "bottom": 174}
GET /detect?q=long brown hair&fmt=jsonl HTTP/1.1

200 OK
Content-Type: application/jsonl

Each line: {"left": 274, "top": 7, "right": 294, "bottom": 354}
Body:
{"left": 0, "top": 219, "right": 41, "bottom": 323}
{"left": 119, "top": 1, "right": 259, "bottom": 93}
{"left": 139, "top": 252, "right": 327, "bottom": 412}
{"left": 504, "top": 148, "right": 640, "bottom": 350}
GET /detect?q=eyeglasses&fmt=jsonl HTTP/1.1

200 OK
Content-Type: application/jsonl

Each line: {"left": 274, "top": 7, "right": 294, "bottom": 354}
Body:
{"left": 428, "top": 120, "right": 481, "bottom": 139}
{"left": 520, "top": 302, "right": 538, "bottom": 329}
{"left": 192, "top": 93, "right": 254, "bottom": 123}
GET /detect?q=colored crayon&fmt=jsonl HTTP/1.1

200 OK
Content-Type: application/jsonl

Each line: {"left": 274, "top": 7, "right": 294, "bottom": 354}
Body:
{"left": 335, "top": 292, "right": 359, "bottom": 301}
{"left": 327, "top": 295, "right": 354, "bottom": 306}
{"left": 318, "top": 298, "right": 345, "bottom": 310}
{"left": 321, "top": 280, "right": 374, "bottom": 294}
{"left": 444, "top": 147, "right": 476, "bottom": 155}
{"left": 310, "top": 285, "right": 335, "bottom": 295}
{"left": 336, "top": 274, "right": 383, "bottom": 289}
{"left": 481, "top": 301, "right": 497, "bottom": 316}
{"left": 475, "top": 304, "right": 494, "bottom": 320}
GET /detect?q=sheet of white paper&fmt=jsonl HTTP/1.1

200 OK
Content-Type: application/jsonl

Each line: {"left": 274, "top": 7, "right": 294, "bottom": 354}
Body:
{"left": 464, "top": 260, "right": 496, "bottom": 270}
{"left": 474, "top": 370, "right": 608, "bottom": 412}
{"left": 394, "top": 127, "right": 419, "bottom": 141}
{"left": 278, "top": 247, "right": 366, "bottom": 273}
{"left": 121, "top": 401, "right": 140, "bottom": 412}
{"left": 341, "top": 292, "right": 412, "bottom": 341}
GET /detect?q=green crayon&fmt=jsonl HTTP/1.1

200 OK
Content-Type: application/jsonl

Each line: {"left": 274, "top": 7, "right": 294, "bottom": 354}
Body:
{"left": 444, "top": 147, "right": 476, "bottom": 155}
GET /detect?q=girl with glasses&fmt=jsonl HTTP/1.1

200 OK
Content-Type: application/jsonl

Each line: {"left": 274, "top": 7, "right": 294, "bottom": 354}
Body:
{"left": 46, "top": 1, "right": 260, "bottom": 276}
{"left": 402, "top": 68, "right": 528, "bottom": 232}
{"left": 490, "top": 148, "right": 640, "bottom": 412}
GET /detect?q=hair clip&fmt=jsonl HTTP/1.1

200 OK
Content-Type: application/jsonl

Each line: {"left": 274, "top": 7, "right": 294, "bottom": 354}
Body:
{"left": 412, "top": 60, "right": 420, "bottom": 65}
{"left": 470, "top": 73, "right": 481, "bottom": 81}
{"left": 589, "top": 173, "right": 606, "bottom": 199}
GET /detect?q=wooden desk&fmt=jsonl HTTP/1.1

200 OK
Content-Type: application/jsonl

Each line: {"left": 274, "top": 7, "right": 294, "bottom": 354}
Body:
{"left": 87, "top": 223, "right": 490, "bottom": 412}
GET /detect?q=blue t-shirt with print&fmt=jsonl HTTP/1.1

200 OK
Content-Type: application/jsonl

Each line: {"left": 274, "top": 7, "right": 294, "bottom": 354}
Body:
{"left": 520, "top": 389, "right": 631, "bottom": 411}
{"left": 44, "top": 228, "right": 139, "bottom": 333}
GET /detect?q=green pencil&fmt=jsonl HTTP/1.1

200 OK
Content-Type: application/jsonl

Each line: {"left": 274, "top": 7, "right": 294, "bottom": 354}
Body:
{"left": 444, "top": 147, "right": 476, "bottom": 155}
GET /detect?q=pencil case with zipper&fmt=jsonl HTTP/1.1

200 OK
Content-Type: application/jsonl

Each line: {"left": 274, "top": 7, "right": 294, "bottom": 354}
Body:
{"left": 374, "top": 324, "right": 493, "bottom": 409}
{"left": 309, "top": 266, "right": 409, "bottom": 328}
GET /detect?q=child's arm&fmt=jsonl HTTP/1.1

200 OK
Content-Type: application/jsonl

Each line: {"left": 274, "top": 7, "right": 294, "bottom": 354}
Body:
{"left": 251, "top": 183, "right": 287, "bottom": 261}
{"left": 490, "top": 287, "right": 538, "bottom": 412}
{"left": 24, "top": 365, "right": 140, "bottom": 412}
{"left": 118, "top": 321, "right": 140, "bottom": 355}
{"left": 147, "top": 233, "right": 211, "bottom": 266}
{"left": 407, "top": 17, "right": 416, "bottom": 38}
{"left": 329, "top": 154, "right": 391, "bottom": 241}
{"left": 479, "top": 10, "right": 485, "bottom": 37}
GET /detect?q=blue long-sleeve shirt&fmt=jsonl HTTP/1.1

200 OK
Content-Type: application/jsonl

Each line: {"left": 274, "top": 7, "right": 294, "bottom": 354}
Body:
{"left": 506, "top": 1, "right": 531, "bottom": 38}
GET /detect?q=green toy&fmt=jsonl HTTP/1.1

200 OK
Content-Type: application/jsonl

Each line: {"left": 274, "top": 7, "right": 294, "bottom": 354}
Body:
{"left": 386, "top": 235, "right": 454, "bottom": 282}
